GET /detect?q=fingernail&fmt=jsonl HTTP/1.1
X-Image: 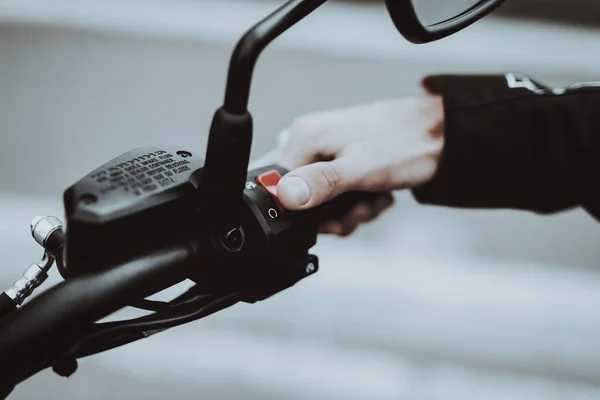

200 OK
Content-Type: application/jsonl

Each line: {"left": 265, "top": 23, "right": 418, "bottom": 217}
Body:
{"left": 281, "top": 176, "right": 311, "bottom": 206}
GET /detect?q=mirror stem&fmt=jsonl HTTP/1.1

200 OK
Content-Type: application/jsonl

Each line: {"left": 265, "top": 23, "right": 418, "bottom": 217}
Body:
{"left": 197, "top": 0, "right": 328, "bottom": 237}
{"left": 224, "top": 0, "right": 329, "bottom": 114}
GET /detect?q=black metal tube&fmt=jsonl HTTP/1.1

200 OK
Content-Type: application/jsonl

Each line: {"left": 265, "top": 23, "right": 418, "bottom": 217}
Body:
{"left": 0, "top": 385, "right": 13, "bottom": 400}
{"left": 0, "top": 242, "right": 199, "bottom": 380}
{"left": 223, "top": 0, "right": 328, "bottom": 114}
{"left": 0, "top": 293, "right": 15, "bottom": 319}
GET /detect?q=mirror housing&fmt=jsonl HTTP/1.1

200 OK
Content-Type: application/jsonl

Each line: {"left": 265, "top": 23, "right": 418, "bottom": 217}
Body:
{"left": 385, "top": 0, "right": 507, "bottom": 44}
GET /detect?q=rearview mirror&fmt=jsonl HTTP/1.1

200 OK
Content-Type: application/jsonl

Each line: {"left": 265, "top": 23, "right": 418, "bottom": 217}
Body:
{"left": 385, "top": 0, "right": 507, "bottom": 44}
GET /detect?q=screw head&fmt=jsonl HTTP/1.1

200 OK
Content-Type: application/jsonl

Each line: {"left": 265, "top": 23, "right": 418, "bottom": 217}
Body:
{"left": 176, "top": 150, "right": 192, "bottom": 158}
{"left": 78, "top": 193, "right": 98, "bottom": 206}
{"left": 305, "top": 262, "right": 316, "bottom": 274}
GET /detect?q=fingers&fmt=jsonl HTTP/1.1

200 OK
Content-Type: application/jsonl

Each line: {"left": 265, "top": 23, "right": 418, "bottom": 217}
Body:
{"left": 276, "top": 158, "right": 357, "bottom": 210}
{"left": 368, "top": 193, "right": 396, "bottom": 221}
{"left": 277, "top": 116, "right": 329, "bottom": 170}
{"left": 319, "top": 221, "right": 344, "bottom": 235}
{"left": 320, "top": 193, "right": 395, "bottom": 236}
{"left": 338, "top": 202, "right": 373, "bottom": 236}
{"left": 421, "top": 75, "right": 442, "bottom": 95}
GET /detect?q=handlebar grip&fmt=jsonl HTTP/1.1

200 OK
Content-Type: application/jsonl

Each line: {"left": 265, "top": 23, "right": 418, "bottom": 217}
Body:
{"left": 310, "top": 190, "right": 385, "bottom": 223}
{"left": 0, "top": 293, "right": 16, "bottom": 319}
{"left": 0, "top": 243, "right": 196, "bottom": 363}
{"left": 0, "top": 385, "right": 13, "bottom": 400}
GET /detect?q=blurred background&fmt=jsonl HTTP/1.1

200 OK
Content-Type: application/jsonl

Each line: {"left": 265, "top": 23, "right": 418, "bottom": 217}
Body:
{"left": 1, "top": 0, "right": 600, "bottom": 398}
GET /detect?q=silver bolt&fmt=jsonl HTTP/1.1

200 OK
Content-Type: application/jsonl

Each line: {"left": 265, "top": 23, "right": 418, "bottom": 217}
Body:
{"left": 31, "top": 215, "right": 63, "bottom": 248}
{"left": 305, "top": 262, "right": 316, "bottom": 274}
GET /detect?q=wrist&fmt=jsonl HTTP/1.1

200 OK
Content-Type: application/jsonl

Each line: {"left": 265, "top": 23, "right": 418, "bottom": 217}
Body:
{"left": 419, "top": 94, "right": 445, "bottom": 187}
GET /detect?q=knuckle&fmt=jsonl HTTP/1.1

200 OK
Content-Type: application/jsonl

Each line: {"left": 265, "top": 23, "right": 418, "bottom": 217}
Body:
{"left": 319, "top": 164, "right": 342, "bottom": 192}
{"left": 290, "top": 115, "right": 318, "bottom": 139}
{"left": 340, "top": 225, "right": 356, "bottom": 237}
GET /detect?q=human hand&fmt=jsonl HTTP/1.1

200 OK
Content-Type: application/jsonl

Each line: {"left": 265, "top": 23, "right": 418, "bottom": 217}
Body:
{"left": 276, "top": 92, "right": 445, "bottom": 236}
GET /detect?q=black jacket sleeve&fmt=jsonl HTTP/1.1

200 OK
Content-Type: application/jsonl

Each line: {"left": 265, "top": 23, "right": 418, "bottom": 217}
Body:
{"left": 411, "top": 73, "right": 600, "bottom": 222}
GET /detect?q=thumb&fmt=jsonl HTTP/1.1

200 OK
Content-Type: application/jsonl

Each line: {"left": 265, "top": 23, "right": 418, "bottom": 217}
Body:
{"left": 277, "top": 160, "right": 355, "bottom": 211}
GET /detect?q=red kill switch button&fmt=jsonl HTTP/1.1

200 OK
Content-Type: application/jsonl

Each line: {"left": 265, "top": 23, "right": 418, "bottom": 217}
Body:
{"left": 256, "top": 170, "right": 284, "bottom": 212}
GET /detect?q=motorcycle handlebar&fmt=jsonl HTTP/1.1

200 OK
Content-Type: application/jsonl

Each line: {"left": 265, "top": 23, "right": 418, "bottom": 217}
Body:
{"left": 0, "top": 242, "right": 199, "bottom": 383}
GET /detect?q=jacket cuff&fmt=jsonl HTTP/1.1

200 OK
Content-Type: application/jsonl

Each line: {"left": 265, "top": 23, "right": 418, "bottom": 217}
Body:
{"left": 411, "top": 74, "right": 575, "bottom": 213}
